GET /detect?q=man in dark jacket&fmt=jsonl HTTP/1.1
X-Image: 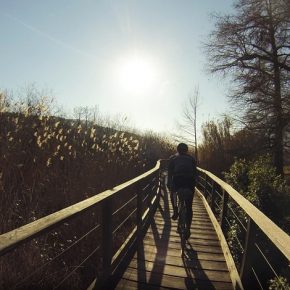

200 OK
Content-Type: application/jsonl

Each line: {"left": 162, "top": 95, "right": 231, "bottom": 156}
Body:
{"left": 167, "top": 143, "right": 197, "bottom": 238}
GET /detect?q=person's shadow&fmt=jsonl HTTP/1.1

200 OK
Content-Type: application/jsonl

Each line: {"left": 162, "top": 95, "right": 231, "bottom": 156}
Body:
{"left": 137, "top": 176, "right": 171, "bottom": 288}
{"left": 182, "top": 241, "right": 216, "bottom": 290}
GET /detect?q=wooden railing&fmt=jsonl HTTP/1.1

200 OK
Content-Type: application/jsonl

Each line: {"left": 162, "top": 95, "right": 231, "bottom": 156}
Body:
{"left": 0, "top": 160, "right": 166, "bottom": 290}
{"left": 2, "top": 160, "right": 289, "bottom": 290}
{"left": 196, "top": 167, "right": 290, "bottom": 290}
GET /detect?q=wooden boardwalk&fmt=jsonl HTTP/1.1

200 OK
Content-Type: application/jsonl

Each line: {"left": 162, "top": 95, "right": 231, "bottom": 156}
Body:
{"left": 115, "top": 187, "right": 234, "bottom": 290}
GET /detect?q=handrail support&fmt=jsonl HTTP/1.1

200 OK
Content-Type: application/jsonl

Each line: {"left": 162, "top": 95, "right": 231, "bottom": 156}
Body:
{"left": 210, "top": 180, "right": 216, "bottom": 214}
{"left": 240, "top": 218, "right": 258, "bottom": 289}
{"left": 101, "top": 198, "right": 113, "bottom": 283}
{"left": 220, "top": 189, "right": 229, "bottom": 232}
{"left": 136, "top": 183, "right": 143, "bottom": 244}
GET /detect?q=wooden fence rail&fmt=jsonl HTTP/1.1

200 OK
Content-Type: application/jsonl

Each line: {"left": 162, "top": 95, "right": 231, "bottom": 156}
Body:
{"left": 196, "top": 167, "right": 290, "bottom": 289}
{"left": 0, "top": 160, "right": 165, "bottom": 290}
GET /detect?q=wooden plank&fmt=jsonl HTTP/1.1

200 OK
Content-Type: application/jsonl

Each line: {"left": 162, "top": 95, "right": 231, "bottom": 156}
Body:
{"left": 155, "top": 212, "right": 212, "bottom": 219}
{"left": 115, "top": 279, "right": 174, "bottom": 290}
{"left": 156, "top": 216, "right": 213, "bottom": 222}
{"left": 144, "top": 234, "right": 221, "bottom": 247}
{"left": 144, "top": 239, "right": 221, "bottom": 251}
{"left": 152, "top": 224, "right": 216, "bottom": 234}
{"left": 127, "top": 259, "right": 232, "bottom": 282}
{"left": 147, "top": 224, "right": 217, "bottom": 236}
{"left": 145, "top": 228, "right": 220, "bottom": 242}
{"left": 116, "top": 278, "right": 233, "bottom": 290}
{"left": 167, "top": 205, "right": 210, "bottom": 210}
{"left": 133, "top": 242, "right": 226, "bottom": 262}
{"left": 142, "top": 238, "right": 223, "bottom": 254}
{"left": 121, "top": 269, "right": 233, "bottom": 290}
{"left": 130, "top": 251, "right": 229, "bottom": 271}
{"left": 154, "top": 225, "right": 216, "bottom": 234}
{"left": 154, "top": 217, "right": 213, "bottom": 225}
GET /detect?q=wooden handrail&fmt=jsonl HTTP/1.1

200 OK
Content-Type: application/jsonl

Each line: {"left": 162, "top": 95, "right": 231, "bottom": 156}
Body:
{"left": 197, "top": 167, "right": 290, "bottom": 261}
{"left": 0, "top": 160, "right": 161, "bottom": 256}
{"left": 3, "top": 159, "right": 287, "bottom": 289}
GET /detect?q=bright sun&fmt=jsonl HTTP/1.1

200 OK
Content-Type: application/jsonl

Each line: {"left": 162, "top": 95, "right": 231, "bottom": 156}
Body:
{"left": 116, "top": 56, "right": 157, "bottom": 93}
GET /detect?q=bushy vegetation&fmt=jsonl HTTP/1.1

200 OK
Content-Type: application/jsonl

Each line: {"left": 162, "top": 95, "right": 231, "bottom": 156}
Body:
{"left": 224, "top": 156, "right": 290, "bottom": 288}
{"left": 269, "top": 276, "right": 290, "bottom": 290}
{"left": 225, "top": 155, "right": 290, "bottom": 228}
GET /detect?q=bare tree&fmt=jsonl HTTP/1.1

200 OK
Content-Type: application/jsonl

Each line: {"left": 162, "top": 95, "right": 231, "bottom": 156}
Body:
{"left": 205, "top": 0, "right": 290, "bottom": 175}
{"left": 89, "top": 105, "right": 100, "bottom": 124}
{"left": 175, "top": 87, "right": 200, "bottom": 162}
{"left": 73, "top": 106, "right": 84, "bottom": 123}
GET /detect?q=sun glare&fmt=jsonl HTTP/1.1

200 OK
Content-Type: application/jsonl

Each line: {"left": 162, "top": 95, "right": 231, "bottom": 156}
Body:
{"left": 116, "top": 56, "right": 157, "bottom": 93}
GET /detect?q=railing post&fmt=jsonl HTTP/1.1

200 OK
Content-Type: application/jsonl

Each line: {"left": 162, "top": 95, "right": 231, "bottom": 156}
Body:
{"left": 158, "top": 169, "right": 162, "bottom": 194}
{"left": 219, "top": 189, "right": 229, "bottom": 232}
{"left": 240, "top": 218, "right": 257, "bottom": 289}
{"left": 197, "top": 169, "right": 202, "bottom": 191}
{"left": 156, "top": 170, "right": 162, "bottom": 205}
{"left": 136, "top": 182, "right": 143, "bottom": 243}
{"left": 101, "top": 198, "right": 113, "bottom": 284}
{"left": 210, "top": 180, "right": 216, "bottom": 214}
{"left": 204, "top": 172, "right": 208, "bottom": 199}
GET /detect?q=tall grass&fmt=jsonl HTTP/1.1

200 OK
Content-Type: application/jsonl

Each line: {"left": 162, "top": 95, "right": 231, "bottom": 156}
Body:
{"left": 0, "top": 90, "right": 173, "bottom": 231}
{"left": 0, "top": 90, "right": 174, "bottom": 289}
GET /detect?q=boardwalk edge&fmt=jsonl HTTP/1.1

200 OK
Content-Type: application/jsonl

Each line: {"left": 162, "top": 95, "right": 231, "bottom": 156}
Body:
{"left": 196, "top": 188, "right": 244, "bottom": 290}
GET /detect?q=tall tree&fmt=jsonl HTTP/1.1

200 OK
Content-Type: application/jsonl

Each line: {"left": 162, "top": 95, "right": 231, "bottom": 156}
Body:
{"left": 205, "top": 0, "right": 290, "bottom": 175}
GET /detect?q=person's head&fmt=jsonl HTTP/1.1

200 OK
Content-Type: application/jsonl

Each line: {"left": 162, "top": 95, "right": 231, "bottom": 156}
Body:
{"left": 177, "top": 143, "right": 188, "bottom": 154}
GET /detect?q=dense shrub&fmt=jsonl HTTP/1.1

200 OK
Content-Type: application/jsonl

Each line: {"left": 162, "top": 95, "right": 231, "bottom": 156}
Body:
{"left": 269, "top": 276, "right": 290, "bottom": 290}
{"left": 222, "top": 156, "right": 290, "bottom": 288}
{"left": 224, "top": 155, "right": 290, "bottom": 227}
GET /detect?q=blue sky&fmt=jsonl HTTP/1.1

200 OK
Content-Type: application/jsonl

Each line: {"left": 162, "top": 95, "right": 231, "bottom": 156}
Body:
{"left": 0, "top": 0, "right": 234, "bottom": 137}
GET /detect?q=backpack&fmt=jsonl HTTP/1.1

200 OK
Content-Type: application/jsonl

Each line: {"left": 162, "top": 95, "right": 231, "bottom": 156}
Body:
{"left": 172, "top": 154, "right": 196, "bottom": 177}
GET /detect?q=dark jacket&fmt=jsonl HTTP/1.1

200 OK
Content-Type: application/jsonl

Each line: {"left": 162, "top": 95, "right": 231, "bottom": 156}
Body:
{"left": 167, "top": 153, "right": 197, "bottom": 191}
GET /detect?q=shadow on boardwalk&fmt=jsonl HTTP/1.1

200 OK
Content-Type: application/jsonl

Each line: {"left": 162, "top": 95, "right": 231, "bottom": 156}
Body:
{"left": 113, "top": 180, "right": 233, "bottom": 290}
{"left": 182, "top": 242, "right": 215, "bottom": 290}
